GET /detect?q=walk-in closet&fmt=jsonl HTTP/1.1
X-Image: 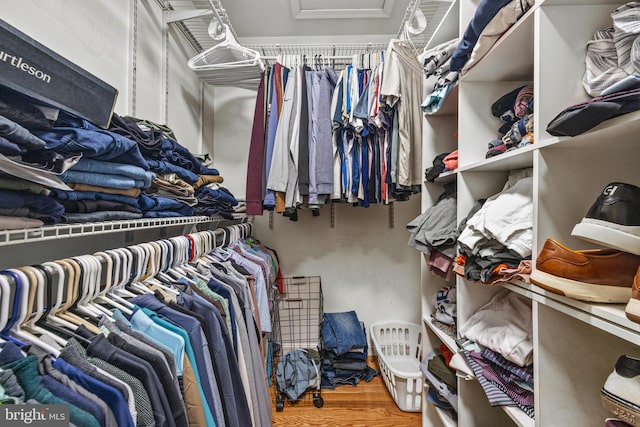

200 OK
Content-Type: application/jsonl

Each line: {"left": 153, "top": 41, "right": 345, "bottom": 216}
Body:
{"left": 1, "top": 0, "right": 639, "bottom": 426}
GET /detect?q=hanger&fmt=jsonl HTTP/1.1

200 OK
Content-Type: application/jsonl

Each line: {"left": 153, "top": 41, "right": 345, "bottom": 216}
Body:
{"left": 7, "top": 268, "right": 61, "bottom": 356}
{"left": 17, "top": 265, "right": 67, "bottom": 348}
{"left": 187, "top": 21, "right": 264, "bottom": 90}
{"left": 0, "top": 275, "right": 11, "bottom": 335}
{"left": 92, "top": 252, "right": 134, "bottom": 316}
{"left": 34, "top": 262, "right": 91, "bottom": 346}
{"left": 57, "top": 258, "right": 101, "bottom": 334}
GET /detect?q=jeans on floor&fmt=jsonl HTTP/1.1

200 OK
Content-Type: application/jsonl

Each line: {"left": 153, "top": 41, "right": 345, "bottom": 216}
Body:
{"left": 322, "top": 311, "right": 367, "bottom": 355}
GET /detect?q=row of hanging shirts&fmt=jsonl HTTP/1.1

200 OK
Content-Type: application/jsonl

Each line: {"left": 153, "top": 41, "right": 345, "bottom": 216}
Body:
{"left": 0, "top": 223, "right": 277, "bottom": 427}
{"left": 246, "top": 41, "right": 424, "bottom": 219}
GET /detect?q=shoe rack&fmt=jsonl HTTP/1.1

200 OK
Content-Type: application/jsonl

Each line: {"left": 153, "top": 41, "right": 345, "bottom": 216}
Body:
{"left": 420, "top": 0, "right": 640, "bottom": 426}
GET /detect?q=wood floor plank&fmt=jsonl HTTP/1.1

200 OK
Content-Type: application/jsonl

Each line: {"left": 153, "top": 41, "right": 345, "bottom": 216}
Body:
{"left": 271, "top": 357, "right": 422, "bottom": 427}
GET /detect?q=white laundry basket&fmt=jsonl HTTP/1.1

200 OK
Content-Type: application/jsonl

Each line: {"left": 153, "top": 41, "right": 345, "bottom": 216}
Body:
{"left": 370, "top": 321, "right": 423, "bottom": 412}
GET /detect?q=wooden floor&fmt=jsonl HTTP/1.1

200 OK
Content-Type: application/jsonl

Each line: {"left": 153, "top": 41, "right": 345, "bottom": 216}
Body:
{"left": 270, "top": 357, "right": 422, "bottom": 427}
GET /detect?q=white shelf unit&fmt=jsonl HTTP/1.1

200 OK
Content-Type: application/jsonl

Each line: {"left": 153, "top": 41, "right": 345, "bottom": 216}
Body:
{"left": 435, "top": 406, "right": 458, "bottom": 427}
{"left": 420, "top": 0, "right": 640, "bottom": 426}
{"left": 423, "top": 316, "right": 458, "bottom": 354}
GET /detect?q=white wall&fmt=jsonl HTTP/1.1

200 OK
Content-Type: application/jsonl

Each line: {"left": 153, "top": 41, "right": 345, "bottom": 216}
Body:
{"left": 212, "top": 86, "right": 423, "bottom": 349}
{"left": 1, "top": 0, "right": 210, "bottom": 154}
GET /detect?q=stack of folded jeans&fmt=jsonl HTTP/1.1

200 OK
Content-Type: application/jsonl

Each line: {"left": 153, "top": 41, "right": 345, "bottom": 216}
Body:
{"left": 194, "top": 184, "right": 238, "bottom": 219}
{"left": 319, "top": 311, "right": 378, "bottom": 389}
{"left": 53, "top": 158, "right": 155, "bottom": 222}
{"left": 0, "top": 188, "right": 64, "bottom": 227}
{"left": 0, "top": 89, "right": 233, "bottom": 225}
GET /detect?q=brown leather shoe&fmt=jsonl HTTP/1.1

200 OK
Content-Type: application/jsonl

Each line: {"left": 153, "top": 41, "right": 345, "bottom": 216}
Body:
{"left": 625, "top": 268, "right": 640, "bottom": 323}
{"left": 531, "top": 238, "right": 640, "bottom": 303}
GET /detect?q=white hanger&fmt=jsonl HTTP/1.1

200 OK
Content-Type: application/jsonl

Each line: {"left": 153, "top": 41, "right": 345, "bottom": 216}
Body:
{"left": 93, "top": 251, "right": 134, "bottom": 315}
{"left": 8, "top": 268, "right": 61, "bottom": 357}
{"left": 20, "top": 265, "right": 67, "bottom": 348}
{"left": 188, "top": 21, "right": 264, "bottom": 90}
{"left": 0, "top": 275, "right": 10, "bottom": 334}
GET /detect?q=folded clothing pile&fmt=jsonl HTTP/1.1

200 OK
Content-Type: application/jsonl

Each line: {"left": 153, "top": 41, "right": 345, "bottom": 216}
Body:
{"left": 421, "top": 345, "right": 458, "bottom": 417}
{"left": 486, "top": 85, "right": 534, "bottom": 159}
{"left": 320, "top": 311, "right": 378, "bottom": 389}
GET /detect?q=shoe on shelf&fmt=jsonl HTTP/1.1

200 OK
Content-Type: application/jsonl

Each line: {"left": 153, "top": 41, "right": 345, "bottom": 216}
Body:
{"left": 572, "top": 182, "right": 640, "bottom": 255}
{"left": 531, "top": 238, "right": 640, "bottom": 303}
{"left": 625, "top": 267, "right": 640, "bottom": 323}
{"left": 601, "top": 355, "right": 640, "bottom": 427}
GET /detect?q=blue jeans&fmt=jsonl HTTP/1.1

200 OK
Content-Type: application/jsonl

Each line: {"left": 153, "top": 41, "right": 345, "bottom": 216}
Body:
{"left": 196, "top": 186, "right": 238, "bottom": 206}
{"left": 146, "top": 160, "right": 198, "bottom": 184}
{"left": 138, "top": 194, "right": 193, "bottom": 215}
{"left": 71, "top": 158, "right": 155, "bottom": 188}
{"left": 0, "top": 136, "right": 25, "bottom": 156}
{"left": 0, "top": 115, "right": 46, "bottom": 150}
{"left": 322, "top": 311, "right": 367, "bottom": 355}
{"left": 60, "top": 170, "right": 144, "bottom": 189}
{"left": 51, "top": 189, "right": 140, "bottom": 209}
{"left": 33, "top": 111, "right": 149, "bottom": 170}
{"left": 0, "top": 189, "right": 64, "bottom": 223}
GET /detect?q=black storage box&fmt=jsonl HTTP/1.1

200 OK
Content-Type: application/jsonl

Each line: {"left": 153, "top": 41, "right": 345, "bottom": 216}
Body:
{"left": 0, "top": 18, "right": 118, "bottom": 128}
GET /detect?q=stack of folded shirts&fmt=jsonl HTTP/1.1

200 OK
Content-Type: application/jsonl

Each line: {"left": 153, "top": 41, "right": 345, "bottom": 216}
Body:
{"left": 320, "top": 311, "right": 378, "bottom": 389}
{"left": 194, "top": 184, "right": 238, "bottom": 219}
{"left": 486, "top": 85, "right": 534, "bottom": 159}
{"left": 458, "top": 290, "right": 535, "bottom": 417}
{"left": 421, "top": 347, "right": 458, "bottom": 415}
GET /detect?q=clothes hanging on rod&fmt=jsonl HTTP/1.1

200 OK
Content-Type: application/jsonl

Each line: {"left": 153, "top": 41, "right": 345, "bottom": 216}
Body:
{"left": 0, "top": 224, "right": 278, "bottom": 427}
{"left": 245, "top": 45, "right": 423, "bottom": 219}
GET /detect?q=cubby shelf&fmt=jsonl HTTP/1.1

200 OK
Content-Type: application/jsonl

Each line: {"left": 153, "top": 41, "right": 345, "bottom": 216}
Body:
{"left": 420, "top": 0, "right": 640, "bottom": 426}
{"left": 423, "top": 316, "right": 459, "bottom": 354}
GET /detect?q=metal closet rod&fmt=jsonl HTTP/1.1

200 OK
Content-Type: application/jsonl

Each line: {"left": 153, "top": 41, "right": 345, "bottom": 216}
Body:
{"left": 261, "top": 55, "right": 360, "bottom": 60}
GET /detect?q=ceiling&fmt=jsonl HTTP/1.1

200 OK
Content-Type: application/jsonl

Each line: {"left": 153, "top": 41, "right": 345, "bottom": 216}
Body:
{"left": 163, "top": 0, "right": 457, "bottom": 55}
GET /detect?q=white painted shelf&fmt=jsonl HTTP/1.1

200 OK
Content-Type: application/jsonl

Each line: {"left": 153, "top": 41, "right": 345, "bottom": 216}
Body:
{"left": 422, "top": 0, "right": 640, "bottom": 426}
{"left": 502, "top": 406, "right": 534, "bottom": 427}
{"left": 423, "top": 316, "right": 458, "bottom": 354}
{"left": 435, "top": 406, "right": 458, "bottom": 427}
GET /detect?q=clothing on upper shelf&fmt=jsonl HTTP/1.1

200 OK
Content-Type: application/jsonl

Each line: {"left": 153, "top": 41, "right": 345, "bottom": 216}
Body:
{"left": 457, "top": 168, "right": 533, "bottom": 284}
{"left": 486, "top": 85, "right": 534, "bottom": 159}
{"left": 406, "top": 181, "right": 457, "bottom": 259}
{"left": 0, "top": 88, "right": 235, "bottom": 227}
{"left": 583, "top": 2, "right": 640, "bottom": 97}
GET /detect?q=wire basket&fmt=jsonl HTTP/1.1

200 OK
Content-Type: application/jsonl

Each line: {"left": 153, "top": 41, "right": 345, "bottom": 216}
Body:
{"left": 271, "top": 276, "right": 324, "bottom": 411}
{"left": 370, "top": 321, "right": 423, "bottom": 412}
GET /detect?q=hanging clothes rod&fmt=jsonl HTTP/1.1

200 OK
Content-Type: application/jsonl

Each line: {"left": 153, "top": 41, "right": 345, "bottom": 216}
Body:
{"left": 261, "top": 55, "right": 358, "bottom": 60}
